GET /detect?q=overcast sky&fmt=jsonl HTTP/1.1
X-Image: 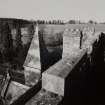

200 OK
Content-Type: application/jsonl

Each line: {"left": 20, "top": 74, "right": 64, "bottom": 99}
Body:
{"left": 0, "top": 0, "right": 105, "bottom": 22}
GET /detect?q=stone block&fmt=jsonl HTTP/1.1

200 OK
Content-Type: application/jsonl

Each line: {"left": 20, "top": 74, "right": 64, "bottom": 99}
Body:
{"left": 24, "top": 67, "right": 41, "bottom": 86}
{"left": 42, "top": 49, "right": 86, "bottom": 96}
{"left": 23, "top": 24, "right": 41, "bottom": 86}
{"left": 5, "top": 81, "right": 30, "bottom": 104}
{"left": 82, "top": 32, "right": 101, "bottom": 55}
{"left": 24, "top": 24, "right": 41, "bottom": 70}
{"left": 62, "top": 28, "right": 81, "bottom": 58}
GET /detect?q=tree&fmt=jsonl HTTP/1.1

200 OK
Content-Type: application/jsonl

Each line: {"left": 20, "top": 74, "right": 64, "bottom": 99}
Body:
{"left": 68, "top": 20, "right": 76, "bottom": 24}
{"left": 48, "top": 20, "right": 52, "bottom": 24}
{"left": 88, "top": 20, "right": 97, "bottom": 24}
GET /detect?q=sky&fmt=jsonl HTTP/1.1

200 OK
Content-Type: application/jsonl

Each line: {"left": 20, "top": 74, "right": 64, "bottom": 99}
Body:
{"left": 0, "top": 0, "right": 105, "bottom": 22}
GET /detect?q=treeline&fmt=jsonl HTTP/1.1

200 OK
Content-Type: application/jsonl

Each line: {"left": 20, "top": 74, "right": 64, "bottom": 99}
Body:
{"left": 31, "top": 20, "right": 65, "bottom": 25}
{"left": 67, "top": 20, "right": 98, "bottom": 24}
{"left": 31, "top": 19, "right": 98, "bottom": 25}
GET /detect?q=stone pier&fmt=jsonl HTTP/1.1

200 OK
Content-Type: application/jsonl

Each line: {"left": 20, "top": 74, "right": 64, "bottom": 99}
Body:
{"left": 42, "top": 28, "right": 101, "bottom": 97}
{"left": 23, "top": 24, "right": 41, "bottom": 86}
{"left": 62, "top": 28, "right": 81, "bottom": 58}
{"left": 42, "top": 49, "right": 87, "bottom": 96}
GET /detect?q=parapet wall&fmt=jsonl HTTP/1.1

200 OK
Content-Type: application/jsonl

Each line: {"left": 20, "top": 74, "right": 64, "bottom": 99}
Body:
{"left": 41, "top": 31, "right": 104, "bottom": 104}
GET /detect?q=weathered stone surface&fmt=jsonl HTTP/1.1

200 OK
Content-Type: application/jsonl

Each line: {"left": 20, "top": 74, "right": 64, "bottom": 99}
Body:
{"left": 5, "top": 81, "right": 30, "bottom": 104}
{"left": 82, "top": 27, "right": 95, "bottom": 36}
{"left": 82, "top": 32, "right": 101, "bottom": 54}
{"left": 62, "top": 28, "right": 81, "bottom": 58}
{"left": 82, "top": 27, "right": 95, "bottom": 44}
{"left": 42, "top": 49, "right": 86, "bottom": 96}
{"left": 24, "top": 24, "right": 41, "bottom": 70}
{"left": 24, "top": 68, "right": 41, "bottom": 86}
{"left": 23, "top": 24, "right": 41, "bottom": 86}
{"left": 26, "top": 89, "right": 63, "bottom": 105}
